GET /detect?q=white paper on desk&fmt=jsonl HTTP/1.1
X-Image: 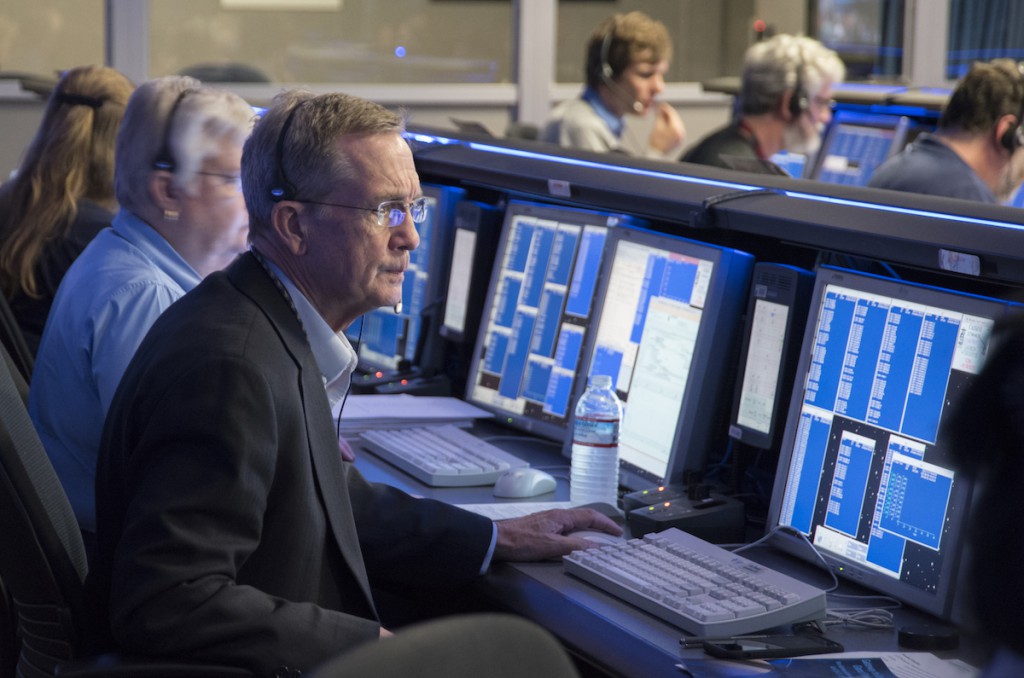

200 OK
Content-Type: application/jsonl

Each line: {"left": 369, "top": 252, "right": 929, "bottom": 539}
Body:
{"left": 335, "top": 394, "right": 492, "bottom": 425}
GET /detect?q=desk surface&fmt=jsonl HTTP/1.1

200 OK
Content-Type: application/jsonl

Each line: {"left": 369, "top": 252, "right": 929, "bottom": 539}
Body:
{"left": 351, "top": 426, "right": 989, "bottom": 678}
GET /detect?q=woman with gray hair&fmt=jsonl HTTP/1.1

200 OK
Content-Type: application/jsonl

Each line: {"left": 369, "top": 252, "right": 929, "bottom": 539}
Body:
{"left": 29, "top": 75, "right": 254, "bottom": 558}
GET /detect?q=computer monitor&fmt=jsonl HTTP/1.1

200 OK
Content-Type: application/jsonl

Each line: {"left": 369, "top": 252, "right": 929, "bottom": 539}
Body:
{"left": 569, "top": 226, "right": 754, "bottom": 491}
{"left": 808, "top": 110, "right": 910, "bottom": 187}
{"left": 439, "top": 200, "right": 504, "bottom": 345}
{"left": 728, "top": 263, "right": 815, "bottom": 451}
{"left": 354, "top": 183, "right": 464, "bottom": 376}
{"left": 766, "top": 266, "right": 1016, "bottom": 619}
{"left": 464, "top": 200, "right": 639, "bottom": 441}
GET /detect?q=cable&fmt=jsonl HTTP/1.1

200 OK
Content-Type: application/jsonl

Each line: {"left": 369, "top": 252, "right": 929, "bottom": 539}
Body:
{"left": 336, "top": 319, "right": 365, "bottom": 444}
{"left": 731, "top": 526, "right": 900, "bottom": 632}
{"left": 822, "top": 606, "right": 897, "bottom": 631}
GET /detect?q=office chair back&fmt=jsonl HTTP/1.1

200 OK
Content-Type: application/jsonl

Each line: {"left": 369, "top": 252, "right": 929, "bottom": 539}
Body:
{"left": 0, "top": 346, "right": 252, "bottom": 678}
{"left": 0, "top": 340, "right": 88, "bottom": 677}
{"left": 0, "top": 293, "right": 33, "bottom": 385}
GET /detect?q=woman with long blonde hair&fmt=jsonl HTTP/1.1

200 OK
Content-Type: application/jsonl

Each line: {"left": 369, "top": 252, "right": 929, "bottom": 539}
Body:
{"left": 0, "top": 65, "right": 134, "bottom": 355}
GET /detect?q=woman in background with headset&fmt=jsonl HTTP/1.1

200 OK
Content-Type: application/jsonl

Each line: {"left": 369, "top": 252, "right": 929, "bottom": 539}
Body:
{"left": 0, "top": 65, "right": 135, "bottom": 356}
{"left": 543, "top": 11, "right": 687, "bottom": 160}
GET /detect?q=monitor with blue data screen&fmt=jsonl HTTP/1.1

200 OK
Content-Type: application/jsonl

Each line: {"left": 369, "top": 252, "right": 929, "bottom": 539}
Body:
{"left": 808, "top": 110, "right": 910, "bottom": 186}
{"left": 464, "top": 200, "right": 638, "bottom": 441}
{"left": 767, "top": 266, "right": 1017, "bottom": 618}
{"left": 569, "top": 227, "right": 754, "bottom": 490}
{"left": 354, "top": 183, "right": 463, "bottom": 375}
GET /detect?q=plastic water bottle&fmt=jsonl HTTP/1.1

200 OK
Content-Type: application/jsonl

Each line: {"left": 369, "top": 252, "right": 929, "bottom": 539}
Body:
{"left": 570, "top": 374, "right": 622, "bottom": 506}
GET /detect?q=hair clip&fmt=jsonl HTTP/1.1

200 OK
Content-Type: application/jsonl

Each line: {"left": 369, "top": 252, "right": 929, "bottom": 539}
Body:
{"left": 55, "top": 91, "right": 104, "bottom": 109}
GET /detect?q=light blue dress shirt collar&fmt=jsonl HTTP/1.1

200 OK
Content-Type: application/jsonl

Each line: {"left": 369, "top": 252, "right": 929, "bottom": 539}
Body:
{"left": 112, "top": 209, "right": 203, "bottom": 291}
{"left": 583, "top": 87, "right": 624, "bottom": 138}
{"left": 261, "top": 257, "right": 358, "bottom": 408}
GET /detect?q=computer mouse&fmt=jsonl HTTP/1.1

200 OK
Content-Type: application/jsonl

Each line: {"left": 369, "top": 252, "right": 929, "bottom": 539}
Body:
{"left": 492, "top": 468, "right": 557, "bottom": 498}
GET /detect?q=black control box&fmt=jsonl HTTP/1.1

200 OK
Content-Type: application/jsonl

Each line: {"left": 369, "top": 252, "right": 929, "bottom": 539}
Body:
{"left": 627, "top": 493, "right": 746, "bottom": 544}
{"left": 621, "top": 484, "right": 691, "bottom": 512}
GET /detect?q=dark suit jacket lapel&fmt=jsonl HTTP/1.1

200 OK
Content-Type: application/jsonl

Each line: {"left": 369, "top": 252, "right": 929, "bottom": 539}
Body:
{"left": 227, "top": 253, "right": 377, "bottom": 615}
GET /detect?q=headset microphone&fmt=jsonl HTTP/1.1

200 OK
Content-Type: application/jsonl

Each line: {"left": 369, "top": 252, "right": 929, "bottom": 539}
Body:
{"left": 600, "top": 25, "right": 645, "bottom": 115}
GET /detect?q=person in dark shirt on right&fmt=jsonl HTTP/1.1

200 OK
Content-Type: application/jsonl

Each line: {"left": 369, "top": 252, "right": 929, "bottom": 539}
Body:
{"left": 684, "top": 34, "right": 844, "bottom": 175}
{"left": 869, "top": 59, "right": 1024, "bottom": 204}
{"left": 944, "top": 312, "right": 1024, "bottom": 676}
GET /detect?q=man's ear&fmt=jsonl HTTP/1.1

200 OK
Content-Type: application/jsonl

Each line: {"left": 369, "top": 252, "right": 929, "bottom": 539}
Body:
{"left": 149, "top": 171, "right": 181, "bottom": 214}
{"left": 778, "top": 89, "right": 796, "bottom": 122}
{"left": 270, "top": 201, "right": 310, "bottom": 255}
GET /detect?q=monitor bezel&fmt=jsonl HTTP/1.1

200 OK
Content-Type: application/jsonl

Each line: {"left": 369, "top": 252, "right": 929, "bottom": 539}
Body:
{"left": 766, "top": 265, "right": 1015, "bottom": 619}
{"left": 564, "top": 225, "right": 754, "bottom": 491}
{"left": 727, "top": 263, "right": 815, "bottom": 451}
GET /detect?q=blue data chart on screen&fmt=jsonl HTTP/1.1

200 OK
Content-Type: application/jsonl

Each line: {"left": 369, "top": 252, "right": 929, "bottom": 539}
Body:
{"left": 809, "top": 112, "right": 910, "bottom": 187}
{"left": 468, "top": 201, "right": 622, "bottom": 440}
{"left": 804, "top": 287, "right": 963, "bottom": 445}
{"left": 814, "top": 124, "right": 898, "bottom": 186}
{"left": 777, "top": 271, "right": 1001, "bottom": 600}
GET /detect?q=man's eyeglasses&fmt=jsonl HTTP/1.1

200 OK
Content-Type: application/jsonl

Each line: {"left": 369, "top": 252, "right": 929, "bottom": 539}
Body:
{"left": 197, "top": 171, "right": 243, "bottom": 192}
{"left": 298, "top": 196, "right": 429, "bottom": 228}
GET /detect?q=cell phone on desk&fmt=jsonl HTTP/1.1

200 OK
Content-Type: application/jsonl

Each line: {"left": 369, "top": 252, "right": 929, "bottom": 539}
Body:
{"left": 702, "top": 633, "right": 843, "bottom": 660}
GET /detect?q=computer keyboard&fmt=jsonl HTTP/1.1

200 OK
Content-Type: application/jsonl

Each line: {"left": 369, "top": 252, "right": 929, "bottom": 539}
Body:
{"left": 359, "top": 424, "right": 529, "bottom": 487}
{"left": 564, "top": 528, "right": 828, "bottom": 637}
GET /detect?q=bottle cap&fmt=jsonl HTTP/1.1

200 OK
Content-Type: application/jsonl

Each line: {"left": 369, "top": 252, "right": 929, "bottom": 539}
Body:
{"left": 590, "top": 374, "right": 613, "bottom": 389}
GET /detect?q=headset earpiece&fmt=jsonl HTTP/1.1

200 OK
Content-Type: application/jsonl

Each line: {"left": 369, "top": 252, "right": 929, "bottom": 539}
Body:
{"left": 269, "top": 100, "right": 305, "bottom": 202}
{"left": 599, "top": 27, "right": 615, "bottom": 81}
{"left": 1000, "top": 117, "right": 1024, "bottom": 152}
{"left": 787, "top": 67, "right": 808, "bottom": 119}
{"left": 597, "top": 18, "right": 644, "bottom": 115}
{"left": 152, "top": 89, "right": 193, "bottom": 172}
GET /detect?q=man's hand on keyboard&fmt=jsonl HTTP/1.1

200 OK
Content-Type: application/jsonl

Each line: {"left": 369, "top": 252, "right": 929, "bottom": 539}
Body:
{"left": 493, "top": 508, "right": 623, "bottom": 562}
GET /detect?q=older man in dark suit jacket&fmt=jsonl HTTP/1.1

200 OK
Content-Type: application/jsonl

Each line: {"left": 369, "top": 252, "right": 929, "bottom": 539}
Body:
{"left": 89, "top": 91, "right": 619, "bottom": 677}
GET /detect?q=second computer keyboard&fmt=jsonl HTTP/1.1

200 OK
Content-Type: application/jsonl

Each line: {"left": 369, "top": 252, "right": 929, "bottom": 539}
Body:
{"left": 359, "top": 424, "right": 529, "bottom": 487}
{"left": 564, "top": 528, "right": 828, "bottom": 637}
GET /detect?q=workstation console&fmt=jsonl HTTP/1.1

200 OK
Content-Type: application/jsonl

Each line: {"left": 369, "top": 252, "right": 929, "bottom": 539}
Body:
{"left": 349, "top": 127, "right": 1024, "bottom": 675}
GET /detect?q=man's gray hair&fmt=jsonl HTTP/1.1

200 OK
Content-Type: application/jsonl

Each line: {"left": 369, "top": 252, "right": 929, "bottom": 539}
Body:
{"left": 242, "top": 90, "right": 405, "bottom": 240}
{"left": 740, "top": 34, "right": 846, "bottom": 116}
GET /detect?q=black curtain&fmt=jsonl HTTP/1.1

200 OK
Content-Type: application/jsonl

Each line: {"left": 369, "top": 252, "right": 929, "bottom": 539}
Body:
{"left": 948, "top": 0, "right": 1024, "bottom": 79}
{"left": 877, "top": 0, "right": 904, "bottom": 79}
